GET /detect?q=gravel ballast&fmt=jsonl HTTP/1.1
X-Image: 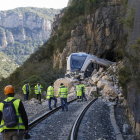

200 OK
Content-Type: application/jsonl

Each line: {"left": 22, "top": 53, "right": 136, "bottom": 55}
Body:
{"left": 77, "top": 98, "right": 116, "bottom": 140}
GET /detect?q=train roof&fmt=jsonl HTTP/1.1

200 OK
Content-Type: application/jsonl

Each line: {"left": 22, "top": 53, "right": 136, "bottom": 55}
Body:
{"left": 70, "top": 52, "right": 114, "bottom": 66}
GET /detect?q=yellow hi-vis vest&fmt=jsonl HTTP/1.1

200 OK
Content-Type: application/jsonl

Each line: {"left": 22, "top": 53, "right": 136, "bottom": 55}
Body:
{"left": 22, "top": 84, "right": 31, "bottom": 94}
{"left": 76, "top": 85, "right": 82, "bottom": 96}
{"left": 46, "top": 86, "right": 54, "bottom": 99}
{"left": 34, "top": 84, "right": 43, "bottom": 94}
{"left": 0, "top": 97, "right": 25, "bottom": 132}
{"left": 57, "top": 85, "right": 68, "bottom": 98}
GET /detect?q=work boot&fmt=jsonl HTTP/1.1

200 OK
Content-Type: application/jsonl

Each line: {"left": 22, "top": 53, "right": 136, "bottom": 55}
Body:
{"left": 66, "top": 109, "right": 68, "bottom": 111}
{"left": 49, "top": 108, "right": 52, "bottom": 110}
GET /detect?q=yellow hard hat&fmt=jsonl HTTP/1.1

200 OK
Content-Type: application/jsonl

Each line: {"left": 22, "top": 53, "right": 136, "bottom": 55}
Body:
{"left": 4, "top": 85, "right": 15, "bottom": 95}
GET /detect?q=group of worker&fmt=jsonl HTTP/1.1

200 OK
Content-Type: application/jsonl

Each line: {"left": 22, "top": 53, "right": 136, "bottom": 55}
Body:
{"left": 22, "top": 80, "right": 87, "bottom": 110}
{"left": 0, "top": 80, "right": 87, "bottom": 140}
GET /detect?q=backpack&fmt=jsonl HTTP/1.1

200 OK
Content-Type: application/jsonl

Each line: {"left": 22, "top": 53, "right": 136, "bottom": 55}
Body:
{"left": 2, "top": 99, "right": 18, "bottom": 128}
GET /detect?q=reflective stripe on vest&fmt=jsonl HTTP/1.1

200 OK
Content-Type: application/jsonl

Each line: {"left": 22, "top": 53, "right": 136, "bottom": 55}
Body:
{"left": 47, "top": 86, "right": 54, "bottom": 99}
{"left": 58, "top": 86, "right": 68, "bottom": 98}
{"left": 0, "top": 97, "right": 25, "bottom": 132}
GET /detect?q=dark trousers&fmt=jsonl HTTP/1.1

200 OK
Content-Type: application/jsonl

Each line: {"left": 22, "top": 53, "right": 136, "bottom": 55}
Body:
{"left": 82, "top": 93, "right": 87, "bottom": 101}
{"left": 48, "top": 97, "right": 57, "bottom": 109}
{"left": 24, "top": 92, "right": 29, "bottom": 101}
{"left": 37, "top": 94, "right": 41, "bottom": 102}
{"left": 61, "top": 98, "right": 68, "bottom": 110}
{"left": 77, "top": 96, "right": 82, "bottom": 102}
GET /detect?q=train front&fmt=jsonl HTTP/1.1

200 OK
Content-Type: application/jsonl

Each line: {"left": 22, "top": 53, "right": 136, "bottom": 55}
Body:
{"left": 66, "top": 53, "right": 88, "bottom": 75}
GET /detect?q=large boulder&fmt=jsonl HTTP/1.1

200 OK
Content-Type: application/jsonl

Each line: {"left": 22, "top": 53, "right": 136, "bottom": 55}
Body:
{"left": 93, "top": 77, "right": 100, "bottom": 84}
{"left": 85, "top": 86, "right": 97, "bottom": 96}
{"left": 102, "top": 75, "right": 113, "bottom": 82}
{"left": 67, "top": 92, "right": 77, "bottom": 100}
{"left": 54, "top": 78, "right": 78, "bottom": 96}
{"left": 97, "top": 79, "right": 113, "bottom": 90}
{"left": 103, "top": 85, "right": 118, "bottom": 98}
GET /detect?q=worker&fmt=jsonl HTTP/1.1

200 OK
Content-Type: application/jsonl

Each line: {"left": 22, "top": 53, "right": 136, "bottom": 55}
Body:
{"left": 80, "top": 81, "right": 87, "bottom": 101}
{"left": 57, "top": 83, "right": 68, "bottom": 111}
{"left": 0, "top": 85, "right": 28, "bottom": 140}
{"left": 22, "top": 81, "right": 31, "bottom": 101}
{"left": 76, "top": 81, "right": 82, "bottom": 102}
{"left": 46, "top": 83, "right": 57, "bottom": 110}
{"left": 35, "top": 82, "right": 43, "bottom": 102}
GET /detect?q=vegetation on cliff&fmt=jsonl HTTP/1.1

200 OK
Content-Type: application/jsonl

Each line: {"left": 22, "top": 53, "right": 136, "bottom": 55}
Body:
{"left": 0, "top": 51, "right": 19, "bottom": 78}
{"left": 118, "top": 1, "right": 138, "bottom": 98}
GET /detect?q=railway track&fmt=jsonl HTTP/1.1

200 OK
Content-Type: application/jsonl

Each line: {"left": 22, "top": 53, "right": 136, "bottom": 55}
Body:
{"left": 24, "top": 98, "right": 98, "bottom": 140}
{"left": 25, "top": 98, "right": 97, "bottom": 140}
{"left": 28, "top": 98, "right": 77, "bottom": 130}
{"left": 70, "top": 98, "right": 97, "bottom": 140}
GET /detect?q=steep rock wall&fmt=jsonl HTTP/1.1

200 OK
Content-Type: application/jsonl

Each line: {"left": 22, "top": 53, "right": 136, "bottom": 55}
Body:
{"left": 0, "top": 12, "right": 52, "bottom": 48}
{"left": 51, "top": 0, "right": 124, "bottom": 68}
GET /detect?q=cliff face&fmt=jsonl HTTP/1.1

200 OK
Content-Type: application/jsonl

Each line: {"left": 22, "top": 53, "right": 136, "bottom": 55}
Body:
{"left": 52, "top": 0, "right": 124, "bottom": 68}
{"left": 0, "top": 12, "right": 52, "bottom": 48}
{"left": 0, "top": 7, "right": 60, "bottom": 65}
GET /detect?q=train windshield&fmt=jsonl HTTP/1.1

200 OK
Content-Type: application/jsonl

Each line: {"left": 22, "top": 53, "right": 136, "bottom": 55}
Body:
{"left": 70, "top": 53, "right": 88, "bottom": 72}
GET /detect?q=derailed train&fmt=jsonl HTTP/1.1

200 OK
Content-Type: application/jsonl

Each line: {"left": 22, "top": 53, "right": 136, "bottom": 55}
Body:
{"left": 66, "top": 52, "right": 114, "bottom": 78}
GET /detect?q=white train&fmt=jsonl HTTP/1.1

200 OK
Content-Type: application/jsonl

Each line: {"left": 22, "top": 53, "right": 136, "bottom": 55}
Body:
{"left": 66, "top": 52, "right": 114, "bottom": 78}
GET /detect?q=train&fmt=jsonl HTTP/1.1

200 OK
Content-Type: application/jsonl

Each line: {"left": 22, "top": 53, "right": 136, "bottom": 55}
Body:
{"left": 66, "top": 52, "right": 114, "bottom": 78}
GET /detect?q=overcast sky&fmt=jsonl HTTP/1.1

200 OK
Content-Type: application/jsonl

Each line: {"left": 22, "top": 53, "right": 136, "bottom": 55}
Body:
{"left": 0, "top": 0, "right": 69, "bottom": 11}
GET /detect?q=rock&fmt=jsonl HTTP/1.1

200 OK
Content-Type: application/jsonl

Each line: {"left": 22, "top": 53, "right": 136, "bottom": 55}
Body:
{"left": 84, "top": 78, "right": 89, "bottom": 82}
{"left": 85, "top": 86, "right": 97, "bottom": 96}
{"left": 69, "top": 87, "right": 75, "bottom": 94}
{"left": 42, "top": 101, "right": 48, "bottom": 106}
{"left": 118, "top": 97, "right": 124, "bottom": 103}
{"left": 98, "top": 72, "right": 105, "bottom": 78}
{"left": 90, "top": 86, "right": 97, "bottom": 95}
{"left": 103, "top": 85, "right": 118, "bottom": 98}
{"left": 91, "top": 69, "right": 97, "bottom": 76}
{"left": 41, "top": 99, "right": 45, "bottom": 102}
{"left": 30, "top": 98, "right": 40, "bottom": 104}
{"left": 102, "top": 75, "right": 113, "bottom": 82}
{"left": 29, "top": 100, "right": 35, "bottom": 105}
{"left": 93, "top": 77, "right": 100, "bottom": 84}
{"left": 97, "top": 80, "right": 106, "bottom": 89}
{"left": 98, "top": 67, "right": 104, "bottom": 73}
{"left": 97, "top": 79, "right": 113, "bottom": 90}
{"left": 123, "top": 124, "right": 130, "bottom": 134}
{"left": 67, "top": 91, "right": 77, "bottom": 100}
{"left": 54, "top": 78, "right": 76, "bottom": 96}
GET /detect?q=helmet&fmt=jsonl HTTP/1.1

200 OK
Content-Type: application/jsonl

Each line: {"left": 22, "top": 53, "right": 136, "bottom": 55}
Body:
{"left": 4, "top": 85, "right": 15, "bottom": 95}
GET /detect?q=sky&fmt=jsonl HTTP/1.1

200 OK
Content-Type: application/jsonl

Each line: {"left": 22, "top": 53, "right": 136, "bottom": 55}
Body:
{"left": 0, "top": 0, "right": 69, "bottom": 11}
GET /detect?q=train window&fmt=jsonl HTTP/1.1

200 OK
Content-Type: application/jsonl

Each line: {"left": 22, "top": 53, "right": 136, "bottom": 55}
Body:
{"left": 70, "top": 54, "right": 87, "bottom": 72}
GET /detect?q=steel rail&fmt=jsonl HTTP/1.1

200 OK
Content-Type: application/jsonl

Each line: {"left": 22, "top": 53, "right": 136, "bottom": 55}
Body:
{"left": 70, "top": 98, "right": 98, "bottom": 140}
{"left": 28, "top": 98, "right": 77, "bottom": 129}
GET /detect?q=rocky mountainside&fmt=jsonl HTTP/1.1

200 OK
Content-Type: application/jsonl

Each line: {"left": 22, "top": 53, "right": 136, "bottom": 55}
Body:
{"left": 0, "top": 51, "right": 19, "bottom": 78}
{"left": 0, "top": 7, "right": 60, "bottom": 64}
{"left": 52, "top": 0, "right": 124, "bottom": 68}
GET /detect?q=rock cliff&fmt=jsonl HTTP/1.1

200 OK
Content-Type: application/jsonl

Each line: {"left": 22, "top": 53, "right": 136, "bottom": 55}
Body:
{"left": 0, "top": 7, "right": 60, "bottom": 64}
{"left": 51, "top": 0, "right": 124, "bottom": 68}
